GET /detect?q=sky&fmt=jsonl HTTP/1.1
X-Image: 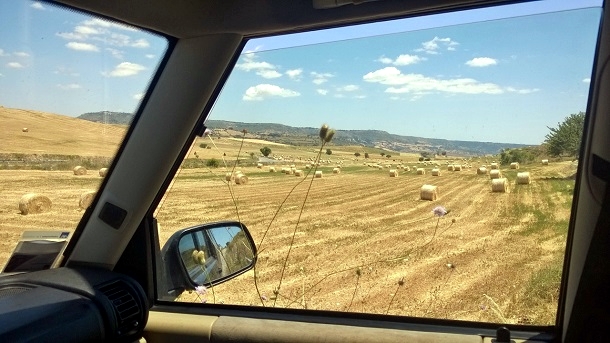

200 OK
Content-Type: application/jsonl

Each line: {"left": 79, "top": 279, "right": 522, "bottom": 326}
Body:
{"left": 0, "top": 0, "right": 604, "bottom": 145}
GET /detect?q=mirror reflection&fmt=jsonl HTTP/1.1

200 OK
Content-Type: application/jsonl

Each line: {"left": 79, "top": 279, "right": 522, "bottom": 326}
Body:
{"left": 179, "top": 225, "right": 255, "bottom": 285}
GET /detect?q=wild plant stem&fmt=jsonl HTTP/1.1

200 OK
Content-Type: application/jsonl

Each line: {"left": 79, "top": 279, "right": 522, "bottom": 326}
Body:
{"left": 385, "top": 282, "right": 402, "bottom": 315}
{"left": 272, "top": 142, "right": 326, "bottom": 307}
{"left": 346, "top": 273, "right": 360, "bottom": 312}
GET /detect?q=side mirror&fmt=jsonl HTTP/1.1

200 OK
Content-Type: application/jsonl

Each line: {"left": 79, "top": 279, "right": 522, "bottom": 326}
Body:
{"left": 159, "top": 221, "right": 256, "bottom": 299}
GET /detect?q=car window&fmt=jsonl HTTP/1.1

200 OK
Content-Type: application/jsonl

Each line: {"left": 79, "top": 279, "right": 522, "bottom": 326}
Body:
{"left": 0, "top": 1, "right": 167, "bottom": 271}
{"left": 155, "top": 1, "right": 601, "bottom": 325}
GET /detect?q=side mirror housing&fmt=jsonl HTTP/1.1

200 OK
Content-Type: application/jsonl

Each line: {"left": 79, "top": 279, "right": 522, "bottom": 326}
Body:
{"left": 159, "top": 221, "right": 256, "bottom": 300}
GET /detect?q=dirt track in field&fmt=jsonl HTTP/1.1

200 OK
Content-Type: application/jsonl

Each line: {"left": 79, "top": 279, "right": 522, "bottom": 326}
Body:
{"left": 157, "top": 160, "right": 576, "bottom": 324}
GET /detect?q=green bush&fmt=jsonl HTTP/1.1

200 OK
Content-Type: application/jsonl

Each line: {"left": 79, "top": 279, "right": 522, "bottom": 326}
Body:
{"left": 206, "top": 158, "right": 220, "bottom": 168}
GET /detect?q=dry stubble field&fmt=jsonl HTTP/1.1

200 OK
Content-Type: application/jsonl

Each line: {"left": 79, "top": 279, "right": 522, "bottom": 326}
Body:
{"left": 0, "top": 106, "right": 576, "bottom": 325}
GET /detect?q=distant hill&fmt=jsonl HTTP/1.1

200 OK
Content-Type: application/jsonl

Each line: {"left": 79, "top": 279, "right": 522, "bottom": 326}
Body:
{"left": 78, "top": 111, "right": 132, "bottom": 125}
{"left": 77, "top": 112, "right": 529, "bottom": 155}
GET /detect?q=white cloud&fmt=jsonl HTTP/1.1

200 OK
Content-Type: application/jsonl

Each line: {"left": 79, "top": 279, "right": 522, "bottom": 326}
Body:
{"left": 82, "top": 18, "right": 137, "bottom": 32}
{"left": 257, "top": 70, "right": 282, "bottom": 79}
{"left": 145, "top": 54, "right": 155, "bottom": 59}
{"left": 57, "top": 32, "right": 87, "bottom": 40}
{"left": 466, "top": 57, "right": 498, "bottom": 67}
{"left": 378, "top": 54, "right": 424, "bottom": 66}
{"left": 237, "top": 60, "right": 275, "bottom": 71}
{"left": 132, "top": 39, "right": 150, "bottom": 48}
{"left": 363, "top": 66, "right": 504, "bottom": 95}
{"left": 354, "top": 95, "right": 367, "bottom": 99}
{"left": 583, "top": 78, "right": 591, "bottom": 83}
{"left": 66, "top": 42, "right": 99, "bottom": 52}
{"left": 57, "top": 83, "right": 81, "bottom": 90}
{"left": 103, "top": 62, "right": 146, "bottom": 77}
{"left": 243, "top": 84, "right": 300, "bottom": 101}
{"left": 317, "top": 89, "right": 328, "bottom": 96}
{"left": 54, "top": 67, "right": 80, "bottom": 76}
{"left": 133, "top": 93, "right": 144, "bottom": 100}
{"left": 75, "top": 25, "right": 102, "bottom": 35}
{"left": 106, "top": 48, "right": 124, "bottom": 59}
{"left": 0, "top": 49, "right": 7, "bottom": 56}
{"left": 416, "top": 37, "right": 459, "bottom": 55}
{"left": 30, "top": 2, "right": 44, "bottom": 10}
{"left": 286, "top": 68, "right": 303, "bottom": 80}
{"left": 7, "top": 62, "right": 24, "bottom": 68}
{"left": 311, "top": 72, "right": 334, "bottom": 85}
{"left": 506, "top": 87, "right": 540, "bottom": 94}
{"left": 338, "top": 85, "right": 359, "bottom": 92}
{"left": 14, "top": 52, "right": 30, "bottom": 57}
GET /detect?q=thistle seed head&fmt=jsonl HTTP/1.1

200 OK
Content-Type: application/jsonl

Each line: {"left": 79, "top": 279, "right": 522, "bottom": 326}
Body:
{"left": 319, "top": 124, "right": 329, "bottom": 141}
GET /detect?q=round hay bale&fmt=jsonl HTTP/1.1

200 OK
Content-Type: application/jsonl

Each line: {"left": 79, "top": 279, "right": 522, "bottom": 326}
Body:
{"left": 225, "top": 173, "right": 234, "bottom": 181}
{"left": 431, "top": 168, "right": 441, "bottom": 176}
{"left": 489, "top": 169, "right": 502, "bottom": 179}
{"left": 490, "top": 162, "right": 499, "bottom": 170}
{"left": 257, "top": 163, "right": 263, "bottom": 169}
{"left": 447, "top": 165, "right": 455, "bottom": 171}
{"left": 516, "top": 172, "right": 531, "bottom": 185}
{"left": 510, "top": 162, "right": 520, "bottom": 169}
{"left": 19, "top": 193, "right": 52, "bottom": 215}
{"left": 79, "top": 190, "right": 96, "bottom": 209}
{"left": 420, "top": 184, "right": 438, "bottom": 201}
{"left": 99, "top": 168, "right": 108, "bottom": 177}
{"left": 295, "top": 170, "right": 304, "bottom": 177}
{"left": 454, "top": 165, "right": 462, "bottom": 171}
{"left": 305, "top": 164, "right": 311, "bottom": 169}
{"left": 491, "top": 178, "right": 509, "bottom": 193}
{"left": 333, "top": 167, "right": 341, "bottom": 174}
{"left": 286, "top": 168, "right": 294, "bottom": 175}
{"left": 542, "top": 159, "right": 549, "bottom": 165}
{"left": 73, "top": 166, "right": 87, "bottom": 176}
{"left": 404, "top": 166, "right": 411, "bottom": 172}
{"left": 389, "top": 169, "right": 398, "bottom": 177}
{"left": 477, "top": 167, "right": 487, "bottom": 175}
{"left": 269, "top": 167, "right": 276, "bottom": 172}
{"left": 314, "top": 171, "right": 323, "bottom": 178}
{"left": 416, "top": 168, "right": 425, "bottom": 175}
{"left": 22, "top": 127, "right": 29, "bottom": 132}
{"left": 235, "top": 173, "right": 248, "bottom": 185}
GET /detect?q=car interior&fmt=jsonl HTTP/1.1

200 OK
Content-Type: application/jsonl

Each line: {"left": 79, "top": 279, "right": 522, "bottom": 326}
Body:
{"left": 1, "top": 0, "right": 609, "bottom": 342}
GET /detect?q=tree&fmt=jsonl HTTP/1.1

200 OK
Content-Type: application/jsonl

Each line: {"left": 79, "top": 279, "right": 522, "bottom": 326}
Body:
{"left": 260, "top": 147, "right": 272, "bottom": 157}
{"left": 380, "top": 152, "right": 385, "bottom": 157}
{"left": 354, "top": 152, "right": 361, "bottom": 157}
{"left": 364, "top": 153, "right": 369, "bottom": 159}
{"left": 545, "top": 112, "right": 585, "bottom": 157}
{"left": 206, "top": 158, "right": 220, "bottom": 168}
{"left": 385, "top": 154, "right": 391, "bottom": 158}
{"left": 326, "top": 149, "right": 332, "bottom": 155}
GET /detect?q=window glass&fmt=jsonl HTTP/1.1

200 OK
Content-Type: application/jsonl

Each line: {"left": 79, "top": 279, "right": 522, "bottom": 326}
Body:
{"left": 155, "top": 1, "right": 601, "bottom": 325}
{"left": 0, "top": 1, "right": 167, "bottom": 270}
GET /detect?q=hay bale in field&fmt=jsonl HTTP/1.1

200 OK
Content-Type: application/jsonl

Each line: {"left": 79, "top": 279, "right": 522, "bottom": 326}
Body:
{"left": 79, "top": 190, "right": 96, "bottom": 209}
{"left": 389, "top": 169, "right": 398, "bottom": 177}
{"left": 22, "top": 127, "right": 29, "bottom": 132}
{"left": 235, "top": 173, "right": 248, "bottom": 185}
{"left": 305, "top": 164, "right": 311, "bottom": 169}
{"left": 295, "top": 170, "right": 304, "bottom": 177}
{"left": 19, "top": 193, "right": 52, "bottom": 215}
{"left": 491, "top": 178, "right": 509, "bottom": 193}
{"left": 99, "top": 168, "right": 108, "bottom": 177}
{"left": 416, "top": 168, "right": 425, "bottom": 175}
{"left": 510, "top": 162, "right": 519, "bottom": 169}
{"left": 269, "top": 167, "right": 276, "bottom": 172}
{"left": 420, "top": 184, "right": 438, "bottom": 201}
{"left": 490, "top": 162, "right": 499, "bottom": 170}
{"left": 333, "top": 167, "right": 341, "bottom": 174}
{"left": 516, "top": 172, "right": 531, "bottom": 185}
{"left": 377, "top": 165, "right": 383, "bottom": 170}
{"left": 490, "top": 169, "right": 502, "bottom": 179}
{"left": 225, "top": 173, "right": 234, "bottom": 181}
{"left": 315, "top": 171, "right": 323, "bottom": 178}
{"left": 404, "top": 166, "right": 411, "bottom": 172}
{"left": 477, "top": 167, "right": 487, "bottom": 175}
{"left": 431, "top": 168, "right": 441, "bottom": 176}
{"left": 286, "top": 168, "right": 294, "bottom": 175}
{"left": 447, "top": 165, "right": 455, "bottom": 171}
{"left": 73, "top": 166, "right": 87, "bottom": 175}
{"left": 257, "top": 163, "right": 263, "bottom": 169}
{"left": 542, "top": 159, "right": 549, "bottom": 165}
{"left": 454, "top": 165, "right": 462, "bottom": 171}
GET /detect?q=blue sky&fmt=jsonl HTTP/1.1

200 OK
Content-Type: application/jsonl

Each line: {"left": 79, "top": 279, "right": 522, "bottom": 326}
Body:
{"left": 0, "top": 0, "right": 603, "bottom": 145}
